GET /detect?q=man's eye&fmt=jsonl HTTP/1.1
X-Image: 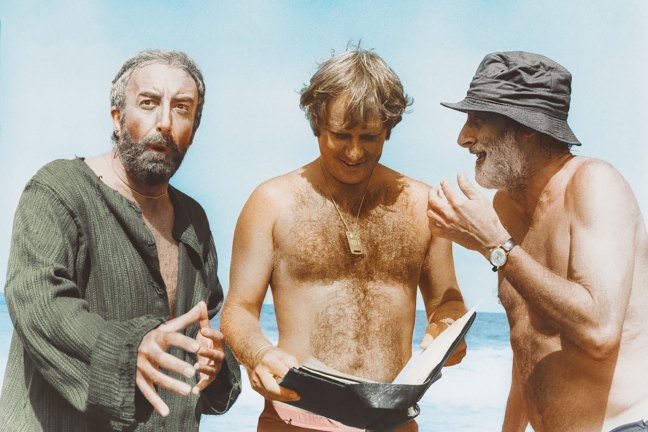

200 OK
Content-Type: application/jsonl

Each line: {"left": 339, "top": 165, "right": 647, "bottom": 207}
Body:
{"left": 468, "top": 117, "right": 482, "bottom": 127}
{"left": 361, "top": 135, "right": 378, "bottom": 142}
{"left": 176, "top": 103, "right": 190, "bottom": 113}
{"left": 333, "top": 133, "right": 350, "bottom": 140}
{"left": 140, "top": 100, "right": 156, "bottom": 108}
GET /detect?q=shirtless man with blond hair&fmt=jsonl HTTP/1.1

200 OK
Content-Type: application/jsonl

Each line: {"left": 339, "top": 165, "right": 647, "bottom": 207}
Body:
{"left": 221, "top": 48, "right": 466, "bottom": 431}
{"left": 428, "top": 51, "right": 648, "bottom": 432}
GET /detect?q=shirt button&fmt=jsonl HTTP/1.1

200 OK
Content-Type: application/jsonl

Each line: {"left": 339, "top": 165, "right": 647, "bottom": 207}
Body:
{"left": 150, "top": 281, "right": 166, "bottom": 297}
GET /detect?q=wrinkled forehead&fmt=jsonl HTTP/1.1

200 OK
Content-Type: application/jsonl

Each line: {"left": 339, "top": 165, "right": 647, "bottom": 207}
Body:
{"left": 126, "top": 63, "right": 198, "bottom": 96}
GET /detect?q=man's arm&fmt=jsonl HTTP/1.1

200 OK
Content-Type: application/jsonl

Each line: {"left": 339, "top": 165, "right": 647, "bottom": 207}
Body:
{"left": 5, "top": 180, "right": 202, "bottom": 425}
{"left": 498, "top": 162, "right": 637, "bottom": 358}
{"left": 428, "top": 164, "right": 639, "bottom": 359}
{"left": 220, "top": 182, "right": 299, "bottom": 402}
{"left": 417, "top": 185, "right": 467, "bottom": 363}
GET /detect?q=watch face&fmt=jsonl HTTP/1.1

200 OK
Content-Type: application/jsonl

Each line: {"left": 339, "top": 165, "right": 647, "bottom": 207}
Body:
{"left": 490, "top": 247, "right": 507, "bottom": 267}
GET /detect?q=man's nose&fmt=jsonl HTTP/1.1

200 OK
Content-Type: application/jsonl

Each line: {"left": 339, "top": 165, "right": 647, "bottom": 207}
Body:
{"left": 458, "top": 121, "right": 475, "bottom": 148}
{"left": 345, "top": 138, "right": 364, "bottom": 161}
{"left": 156, "top": 103, "right": 172, "bottom": 135}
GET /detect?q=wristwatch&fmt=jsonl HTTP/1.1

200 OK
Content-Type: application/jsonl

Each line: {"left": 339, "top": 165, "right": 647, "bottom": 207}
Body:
{"left": 489, "top": 238, "right": 517, "bottom": 272}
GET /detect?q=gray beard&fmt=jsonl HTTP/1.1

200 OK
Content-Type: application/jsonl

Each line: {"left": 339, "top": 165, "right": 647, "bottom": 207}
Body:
{"left": 475, "top": 130, "right": 528, "bottom": 191}
{"left": 115, "top": 129, "right": 186, "bottom": 186}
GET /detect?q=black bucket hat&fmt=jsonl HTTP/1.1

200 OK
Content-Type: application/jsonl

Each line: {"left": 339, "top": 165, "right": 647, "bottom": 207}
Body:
{"left": 441, "top": 51, "right": 580, "bottom": 145}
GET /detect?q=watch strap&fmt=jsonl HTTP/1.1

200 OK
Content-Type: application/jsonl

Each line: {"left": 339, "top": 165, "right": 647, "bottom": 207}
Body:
{"left": 490, "top": 238, "right": 517, "bottom": 272}
{"left": 500, "top": 238, "right": 517, "bottom": 253}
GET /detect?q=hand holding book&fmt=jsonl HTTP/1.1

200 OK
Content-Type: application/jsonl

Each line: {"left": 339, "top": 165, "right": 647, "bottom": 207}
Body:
{"left": 247, "top": 345, "right": 300, "bottom": 402}
{"left": 279, "top": 307, "right": 478, "bottom": 430}
{"left": 419, "top": 316, "right": 467, "bottom": 367}
{"left": 393, "top": 306, "right": 476, "bottom": 385}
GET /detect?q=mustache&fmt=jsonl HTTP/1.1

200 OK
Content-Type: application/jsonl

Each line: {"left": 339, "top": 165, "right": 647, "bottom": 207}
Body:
{"left": 141, "top": 133, "right": 179, "bottom": 152}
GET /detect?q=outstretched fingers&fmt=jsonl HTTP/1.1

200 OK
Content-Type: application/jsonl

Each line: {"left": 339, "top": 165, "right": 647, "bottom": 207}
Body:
{"left": 138, "top": 354, "right": 193, "bottom": 396}
{"left": 154, "top": 336, "right": 198, "bottom": 378}
{"left": 197, "top": 301, "right": 211, "bottom": 331}
{"left": 136, "top": 370, "right": 170, "bottom": 417}
{"left": 427, "top": 185, "right": 446, "bottom": 210}
{"left": 161, "top": 330, "right": 200, "bottom": 354}
{"left": 162, "top": 301, "right": 208, "bottom": 333}
{"left": 428, "top": 185, "right": 447, "bottom": 213}
{"left": 192, "top": 307, "right": 228, "bottom": 394}
{"left": 136, "top": 302, "right": 208, "bottom": 416}
{"left": 193, "top": 340, "right": 226, "bottom": 393}
{"left": 456, "top": 172, "right": 482, "bottom": 201}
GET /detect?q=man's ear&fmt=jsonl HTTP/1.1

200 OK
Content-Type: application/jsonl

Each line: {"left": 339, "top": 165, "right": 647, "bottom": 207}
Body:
{"left": 518, "top": 126, "right": 537, "bottom": 144}
{"left": 111, "top": 107, "right": 121, "bottom": 134}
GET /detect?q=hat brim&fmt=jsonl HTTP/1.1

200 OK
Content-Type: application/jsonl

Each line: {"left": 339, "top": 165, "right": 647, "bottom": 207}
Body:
{"left": 441, "top": 98, "right": 581, "bottom": 145}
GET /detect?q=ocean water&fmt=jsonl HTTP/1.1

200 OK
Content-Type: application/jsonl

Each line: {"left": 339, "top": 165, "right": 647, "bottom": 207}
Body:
{"left": 0, "top": 297, "right": 513, "bottom": 431}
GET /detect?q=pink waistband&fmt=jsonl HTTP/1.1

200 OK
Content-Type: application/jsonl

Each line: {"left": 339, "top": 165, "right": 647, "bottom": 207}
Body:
{"left": 271, "top": 401, "right": 365, "bottom": 432}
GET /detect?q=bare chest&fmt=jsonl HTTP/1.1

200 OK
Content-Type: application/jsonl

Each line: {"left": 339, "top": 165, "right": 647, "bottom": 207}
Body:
{"left": 496, "top": 201, "right": 573, "bottom": 360}
{"left": 499, "top": 199, "right": 571, "bottom": 303}
{"left": 274, "top": 198, "right": 428, "bottom": 285}
{"left": 143, "top": 213, "right": 179, "bottom": 316}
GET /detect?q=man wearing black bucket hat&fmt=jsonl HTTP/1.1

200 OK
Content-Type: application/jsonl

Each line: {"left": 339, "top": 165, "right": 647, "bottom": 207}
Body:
{"left": 428, "top": 51, "right": 648, "bottom": 432}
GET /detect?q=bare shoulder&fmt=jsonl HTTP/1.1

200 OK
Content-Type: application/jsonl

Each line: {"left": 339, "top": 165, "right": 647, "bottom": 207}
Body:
{"left": 377, "top": 165, "right": 430, "bottom": 209}
{"left": 237, "top": 167, "right": 307, "bottom": 230}
{"left": 567, "top": 157, "right": 635, "bottom": 202}
{"left": 375, "top": 166, "right": 435, "bottom": 248}
{"left": 246, "top": 168, "right": 304, "bottom": 209}
{"left": 566, "top": 156, "right": 640, "bottom": 220}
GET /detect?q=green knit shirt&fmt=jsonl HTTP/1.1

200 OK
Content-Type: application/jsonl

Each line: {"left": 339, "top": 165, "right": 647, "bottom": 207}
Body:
{"left": 0, "top": 158, "right": 241, "bottom": 431}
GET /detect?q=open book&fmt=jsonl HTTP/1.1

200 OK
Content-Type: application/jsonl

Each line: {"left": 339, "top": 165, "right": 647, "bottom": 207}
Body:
{"left": 279, "top": 307, "right": 477, "bottom": 431}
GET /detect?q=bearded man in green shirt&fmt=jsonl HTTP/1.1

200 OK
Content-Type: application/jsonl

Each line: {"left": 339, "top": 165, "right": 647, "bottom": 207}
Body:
{"left": 0, "top": 50, "right": 240, "bottom": 431}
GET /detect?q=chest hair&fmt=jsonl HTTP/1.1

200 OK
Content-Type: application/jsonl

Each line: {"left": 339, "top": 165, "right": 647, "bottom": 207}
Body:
{"left": 276, "top": 187, "right": 426, "bottom": 284}
{"left": 143, "top": 207, "right": 178, "bottom": 317}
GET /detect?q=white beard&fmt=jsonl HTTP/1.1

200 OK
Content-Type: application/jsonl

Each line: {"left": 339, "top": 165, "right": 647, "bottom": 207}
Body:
{"left": 475, "top": 130, "right": 528, "bottom": 190}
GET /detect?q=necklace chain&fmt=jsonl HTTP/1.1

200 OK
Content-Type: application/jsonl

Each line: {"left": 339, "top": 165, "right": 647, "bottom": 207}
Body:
{"left": 111, "top": 158, "right": 168, "bottom": 200}
{"left": 319, "top": 162, "right": 373, "bottom": 255}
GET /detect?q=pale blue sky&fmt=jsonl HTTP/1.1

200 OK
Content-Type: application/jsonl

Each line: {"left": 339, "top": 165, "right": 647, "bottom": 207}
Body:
{"left": 1, "top": 1, "right": 646, "bottom": 312}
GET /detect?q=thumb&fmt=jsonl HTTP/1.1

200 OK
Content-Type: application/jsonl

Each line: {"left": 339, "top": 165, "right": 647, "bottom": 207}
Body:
{"left": 197, "top": 301, "right": 211, "bottom": 330}
{"left": 419, "top": 332, "right": 434, "bottom": 349}
{"left": 457, "top": 172, "right": 481, "bottom": 200}
{"left": 163, "top": 301, "right": 205, "bottom": 332}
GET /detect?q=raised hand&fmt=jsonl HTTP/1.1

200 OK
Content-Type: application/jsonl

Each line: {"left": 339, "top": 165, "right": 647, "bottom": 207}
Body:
{"left": 192, "top": 303, "right": 226, "bottom": 395}
{"left": 427, "top": 172, "right": 509, "bottom": 257}
{"left": 136, "top": 302, "right": 206, "bottom": 416}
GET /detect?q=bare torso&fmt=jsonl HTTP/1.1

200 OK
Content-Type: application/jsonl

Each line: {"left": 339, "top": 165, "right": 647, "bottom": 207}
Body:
{"left": 498, "top": 156, "right": 648, "bottom": 431}
{"left": 269, "top": 163, "right": 431, "bottom": 381}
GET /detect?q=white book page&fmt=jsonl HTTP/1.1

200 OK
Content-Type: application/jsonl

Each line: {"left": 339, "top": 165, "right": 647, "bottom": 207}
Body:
{"left": 392, "top": 307, "right": 477, "bottom": 385}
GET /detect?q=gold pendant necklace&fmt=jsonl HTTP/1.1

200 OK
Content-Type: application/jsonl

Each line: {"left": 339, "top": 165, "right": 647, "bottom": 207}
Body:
{"left": 319, "top": 162, "right": 373, "bottom": 255}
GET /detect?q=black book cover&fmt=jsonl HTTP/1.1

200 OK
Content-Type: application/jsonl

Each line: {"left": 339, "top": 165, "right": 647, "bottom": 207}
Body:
{"left": 279, "top": 308, "right": 477, "bottom": 431}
